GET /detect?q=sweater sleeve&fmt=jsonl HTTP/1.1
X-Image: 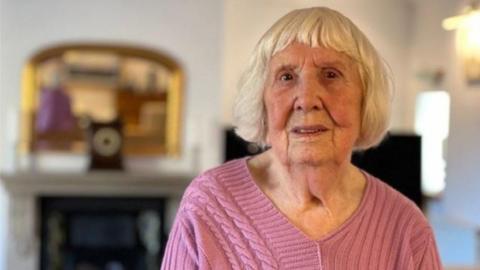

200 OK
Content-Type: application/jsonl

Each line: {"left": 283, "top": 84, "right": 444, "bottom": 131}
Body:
{"left": 161, "top": 212, "right": 200, "bottom": 270}
{"left": 417, "top": 234, "right": 443, "bottom": 270}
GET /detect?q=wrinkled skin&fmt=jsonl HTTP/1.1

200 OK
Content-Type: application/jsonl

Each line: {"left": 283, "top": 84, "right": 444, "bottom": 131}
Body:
{"left": 263, "top": 43, "right": 363, "bottom": 168}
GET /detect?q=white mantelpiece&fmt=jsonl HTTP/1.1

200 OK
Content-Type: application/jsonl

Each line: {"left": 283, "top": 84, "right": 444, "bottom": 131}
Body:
{"left": 0, "top": 172, "right": 192, "bottom": 270}
{"left": 1, "top": 172, "right": 192, "bottom": 197}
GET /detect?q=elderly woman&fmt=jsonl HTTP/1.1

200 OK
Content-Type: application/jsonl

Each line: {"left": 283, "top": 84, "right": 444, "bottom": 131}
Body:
{"left": 161, "top": 7, "right": 442, "bottom": 270}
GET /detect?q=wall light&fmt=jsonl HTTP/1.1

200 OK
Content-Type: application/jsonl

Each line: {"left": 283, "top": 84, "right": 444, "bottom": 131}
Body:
{"left": 443, "top": 1, "right": 480, "bottom": 83}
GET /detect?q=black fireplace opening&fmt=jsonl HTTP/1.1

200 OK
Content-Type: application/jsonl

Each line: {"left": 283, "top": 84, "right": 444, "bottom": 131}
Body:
{"left": 39, "top": 196, "right": 167, "bottom": 270}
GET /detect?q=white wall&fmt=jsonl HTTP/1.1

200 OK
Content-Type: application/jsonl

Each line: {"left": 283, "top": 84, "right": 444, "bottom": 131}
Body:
{"left": 223, "top": 0, "right": 413, "bottom": 131}
{"left": 1, "top": 1, "right": 10, "bottom": 269}
{"left": 440, "top": 0, "right": 480, "bottom": 227}
{"left": 407, "top": 0, "right": 480, "bottom": 227}
{"left": 0, "top": 0, "right": 223, "bottom": 269}
{"left": 405, "top": 0, "right": 457, "bottom": 115}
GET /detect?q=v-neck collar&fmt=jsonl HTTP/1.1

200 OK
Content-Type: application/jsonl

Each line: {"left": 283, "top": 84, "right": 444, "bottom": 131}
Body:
{"left": 239, "top": 156, "right": 373, "bottom": 244}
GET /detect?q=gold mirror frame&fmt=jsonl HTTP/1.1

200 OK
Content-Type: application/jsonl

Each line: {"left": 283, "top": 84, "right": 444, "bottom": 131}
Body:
{"left": 20, "top": 43, "right": 183, "bottom": 157}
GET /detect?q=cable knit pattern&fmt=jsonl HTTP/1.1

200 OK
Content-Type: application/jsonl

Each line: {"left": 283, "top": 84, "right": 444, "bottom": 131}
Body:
{"left": 161, "top": 158, "right": 443, "bottom": 270}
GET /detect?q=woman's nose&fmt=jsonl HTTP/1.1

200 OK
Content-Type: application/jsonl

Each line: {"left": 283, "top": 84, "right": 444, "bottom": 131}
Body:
{"left": 294, "top": 79, "right": 324, "bottom": 112}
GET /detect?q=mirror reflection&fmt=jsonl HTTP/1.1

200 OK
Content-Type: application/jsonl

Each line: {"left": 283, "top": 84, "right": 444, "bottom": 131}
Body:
{"left": 20, "top": 45, "right": 183, "bottom": 157}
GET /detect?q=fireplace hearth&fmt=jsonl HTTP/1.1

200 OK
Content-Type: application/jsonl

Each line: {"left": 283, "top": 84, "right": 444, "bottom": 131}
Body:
{"left": 40, "top": 197, "right": 166, "bottom": 270}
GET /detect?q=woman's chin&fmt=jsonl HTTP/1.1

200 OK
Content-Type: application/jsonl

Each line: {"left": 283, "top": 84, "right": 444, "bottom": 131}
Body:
{"left": 286, "top": 150, "right": 331, "bottom": 166}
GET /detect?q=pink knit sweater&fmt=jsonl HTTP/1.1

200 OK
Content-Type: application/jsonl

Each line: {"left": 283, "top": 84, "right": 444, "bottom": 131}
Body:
{"left": 161, "top": 158, "right": 443, "bottom": 269}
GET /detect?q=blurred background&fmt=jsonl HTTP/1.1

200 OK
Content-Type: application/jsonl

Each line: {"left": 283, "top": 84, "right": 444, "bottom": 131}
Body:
{"left": 0, "top": 0, "right": 479, "bottom": 269}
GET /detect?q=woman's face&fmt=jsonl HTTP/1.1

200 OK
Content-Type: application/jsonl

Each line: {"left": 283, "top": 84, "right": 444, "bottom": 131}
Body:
{"left": 263, "top": 43, "right": 363, "bottom": 166}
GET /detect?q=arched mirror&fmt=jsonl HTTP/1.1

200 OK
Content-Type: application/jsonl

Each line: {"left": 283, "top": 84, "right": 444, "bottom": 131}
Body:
{"left": 19, "top": 44, "right": 183, "bottom": 159}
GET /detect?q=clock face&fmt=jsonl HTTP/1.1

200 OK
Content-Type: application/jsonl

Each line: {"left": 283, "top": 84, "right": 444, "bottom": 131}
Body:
{"left": 92, "top": 127, "right": 122, "bottom": 157}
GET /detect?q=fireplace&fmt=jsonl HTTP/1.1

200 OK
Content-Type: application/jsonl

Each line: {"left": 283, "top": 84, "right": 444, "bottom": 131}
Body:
{"left": 40, "top": 197, "right": 166, "bottom": 270}
{"left": 0, "top": 172, "right": 192, "bottom": 270}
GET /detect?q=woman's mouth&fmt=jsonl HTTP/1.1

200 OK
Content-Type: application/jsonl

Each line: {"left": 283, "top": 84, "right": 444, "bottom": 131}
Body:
{"left": 291, "top": 125, "right": 329, "bottom": 135}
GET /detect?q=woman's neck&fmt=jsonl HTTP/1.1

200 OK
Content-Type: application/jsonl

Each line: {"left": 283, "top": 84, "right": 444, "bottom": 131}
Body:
{"left": 250, "top": 150, "right": 365, "bottom": 213}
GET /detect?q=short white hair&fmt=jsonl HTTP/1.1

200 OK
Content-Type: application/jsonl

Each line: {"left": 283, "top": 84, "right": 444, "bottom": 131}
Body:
{"left": 233, "top": 7, "right": 392, "bottom": 150}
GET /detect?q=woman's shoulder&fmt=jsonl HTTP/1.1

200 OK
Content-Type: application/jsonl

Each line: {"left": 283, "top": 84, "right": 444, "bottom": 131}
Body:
{"left": 362, "top": 172, "right": 440, "bottom": 266}
{"left": 190, "top": 157, "right": 251, "bottom": 188}
{"left": 363, "top": 171, "right": 431, "bottom": 231}
{"left": 179, "top": 157, "right": 254, "bottom": 209}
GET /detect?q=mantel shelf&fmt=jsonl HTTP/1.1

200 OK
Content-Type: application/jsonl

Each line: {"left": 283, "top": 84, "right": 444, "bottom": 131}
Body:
{"left": 0, "top": 171, "right": 193, "bottom": 197}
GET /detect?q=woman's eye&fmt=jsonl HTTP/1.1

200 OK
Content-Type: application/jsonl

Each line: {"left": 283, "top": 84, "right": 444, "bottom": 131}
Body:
{"left": 279, "top": 73, "right": 294, "bottom": 81}
{"left": 323, "top": 69, "right": 341, "bottom": 79}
